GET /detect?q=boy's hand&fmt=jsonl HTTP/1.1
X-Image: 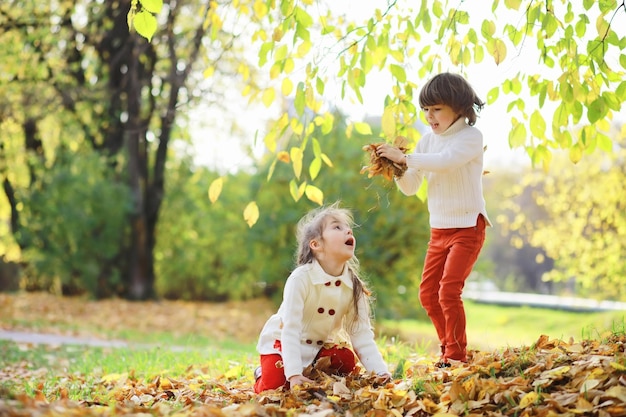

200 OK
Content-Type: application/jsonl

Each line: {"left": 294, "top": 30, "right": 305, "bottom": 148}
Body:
{"left": 376, "top": 143, "right": 406, "bottom": 165}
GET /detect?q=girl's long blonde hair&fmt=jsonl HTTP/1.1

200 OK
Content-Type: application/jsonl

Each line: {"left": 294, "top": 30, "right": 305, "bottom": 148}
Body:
{"left": 295, "top": 202, "right": 372, "bottom": 329}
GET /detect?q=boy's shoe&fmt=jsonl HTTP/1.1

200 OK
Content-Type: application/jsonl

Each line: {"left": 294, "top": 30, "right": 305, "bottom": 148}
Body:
{"left": 435, "top": 358, "right": 468, "bottom": 368}
{"left": 254, "top": 366, "right": 262, "bottom": 381}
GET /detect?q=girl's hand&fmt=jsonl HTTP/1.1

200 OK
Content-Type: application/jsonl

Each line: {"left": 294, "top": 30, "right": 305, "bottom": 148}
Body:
{"left": 375, "top": 372, "right": 392, "bottom": 384}
{"left": 376, "top": 144, "right": 406, "bottom": 165}
{"left": 288, "top": 374, "right": 314, "bottom": 388}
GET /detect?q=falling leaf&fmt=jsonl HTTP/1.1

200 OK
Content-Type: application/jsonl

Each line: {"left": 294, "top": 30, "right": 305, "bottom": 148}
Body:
{"left": 305, "top": 184, "right": 323, "bottom": 206}
{"left": 243, "top": 201, "right": 259, "bottom": 227}
{"left": 208, "top": 177, "right": 223, "bottom": 203}
{"left": 133, "top": 10, "right": 157, "bottom": 41}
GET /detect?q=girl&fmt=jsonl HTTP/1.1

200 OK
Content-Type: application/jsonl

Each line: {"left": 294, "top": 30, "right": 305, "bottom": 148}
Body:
{"left": 376, "top": 72, "right": 491, "bottom": 367}
{"left": 254, "top": 203, "right": 391, "bottom": 393}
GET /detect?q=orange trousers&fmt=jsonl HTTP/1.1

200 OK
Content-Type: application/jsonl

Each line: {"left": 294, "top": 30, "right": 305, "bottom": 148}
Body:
{"left": 254, "top": 344, "right": 356, "bottom": 393}
{"left": 419, "top": 214, "right": 486, "bottom": 362}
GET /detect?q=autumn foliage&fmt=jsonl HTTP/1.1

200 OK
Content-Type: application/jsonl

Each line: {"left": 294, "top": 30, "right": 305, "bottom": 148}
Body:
{"left": 2, "top": 293, "right": 626, "bottom": 416}
{"left": 360, "top": 137, "right": 409, "bottom": 181}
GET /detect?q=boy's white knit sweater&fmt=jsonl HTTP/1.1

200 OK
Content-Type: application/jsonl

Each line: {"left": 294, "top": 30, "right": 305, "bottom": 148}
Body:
{"left": 396, "top": 117, "right": 492, "bottom": 228}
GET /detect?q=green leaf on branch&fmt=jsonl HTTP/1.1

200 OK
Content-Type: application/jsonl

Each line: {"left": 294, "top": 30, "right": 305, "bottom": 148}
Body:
{"left": 587, "top": 98, "right": 606, "bottom": 124}
{"left": 133, "top": 10, "right": 157, "bottom": 41}
{"left": 309, "top": 157, "right": 321, "bottom": 180}
{"left": 530, "top": 111, "right": 546, "bottom": 140}
{"left": 140, "top": 0, "right": 163, "bottom": 14}
{"left": 289, "top": 179, "right": 306, "bottom": 202}
{"left": 486, "top": 38, "right": 507, "bottom": 64}
{"left": 290, "top": 147, "right": 303, "bottom": 179}
{"left": 305, "top": 184, "right": 324, "bottom": 206}
{"left": 382, "top": 106, "right": 396, "bottom": 139}
{"left": 353, "top": 122, "right": 372, "bottom": 135}
{"left": 509, "top": 119, "right": 527, "bottom": 148}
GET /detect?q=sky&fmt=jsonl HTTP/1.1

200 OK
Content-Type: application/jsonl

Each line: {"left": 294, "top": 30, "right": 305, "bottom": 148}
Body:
{"left": 188, "top": 0, "right": 625, "bottom": 174}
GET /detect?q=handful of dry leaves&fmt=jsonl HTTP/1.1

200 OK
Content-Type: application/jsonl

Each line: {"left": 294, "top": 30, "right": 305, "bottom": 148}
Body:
{"left": 360, "top": 136, "right": 409, "bottom": 181}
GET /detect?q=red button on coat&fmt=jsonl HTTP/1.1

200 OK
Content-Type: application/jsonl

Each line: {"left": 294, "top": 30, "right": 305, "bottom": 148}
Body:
{"left": 317, "top": 307, "right": 324, "bottom": 314}
{"left": 325, "top": 282, "right": 331, "bottom": 286}
{"left": 316, "top": 340, "right": 324, "bottom": 345}
{"left": 306, "top": 339, "right": 313, "bottom": 344}
{"left": 329, "top": 309, "right": 335, "bottom": 315}
{"left": 335, "top": 280, "right": 341, "bottom": 286}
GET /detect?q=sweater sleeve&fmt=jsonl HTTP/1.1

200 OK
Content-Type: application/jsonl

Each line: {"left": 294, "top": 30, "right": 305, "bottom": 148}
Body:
{"left": 394, "top": 164, "right": 425, "bottom": 196}
{"left": 280, "top": 273, "right": 309, "bottom": 379}
{"left": 348, "top": 296, "right": 389, "bottom": 375}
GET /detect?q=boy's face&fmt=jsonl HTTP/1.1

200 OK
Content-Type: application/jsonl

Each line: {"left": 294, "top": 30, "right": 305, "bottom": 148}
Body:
{"left": 422, "top": 104, "right": 460, "bottom": 134}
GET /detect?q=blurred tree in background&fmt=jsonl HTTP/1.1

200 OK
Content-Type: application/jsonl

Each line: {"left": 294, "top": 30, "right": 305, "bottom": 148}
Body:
{"left": 154, "top": 111, "right": 433, "bottom": 318}
{"left": 502, "top": 126, "right": 626, "bottom": 301}
{"left": 0, "top": 0, "right": 260, "bottom": 299}
{"left": 0, "top": 0, "right": 625, "bottom": 313}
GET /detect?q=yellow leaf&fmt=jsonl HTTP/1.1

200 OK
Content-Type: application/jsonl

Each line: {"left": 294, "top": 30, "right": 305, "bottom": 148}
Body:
{"left": 486, "top": 37, "right": 507, "bottom": 65}
{"left": 309, "top": 157, "right": 322, "bottom": 180}
{"left": 296, "top": 40, "right": 312, "bottom": 57}
{"left": 580, "top": 379, "right": 601, "bottom": 393}
{"left": 290, "top": 147, "right": 303, "bottom": 179}
{"left": 519, "top": 391, "right": 539, "bottom": 408}
{"left": 283, "top": 57, "right": 295, "bottom": 73}
{"left": 243, "top": 202, "right": 259, "bottom": 228}
{"left": 281, "top": 78, "right": 293, "bottom": 96}
{"left": 159, "top": 377, "right": 173, "bottom": 389}
{"left": 262, "top": 88, "right": 275, "bottom": 107}
{"left": 545, "top": 365, "right": 570, "bottom": 378}
{"left": 208, "top": 177, "right": 223, "bottom": 203}
{"left": 289, "top": 179, "right": 306, "bottom": 202}
{"left": 101, "top": 372, "right": 128, "bottom": 383}
{"left": 252, "top": 0, "right": 268, "bottom": 18}
{"left": 141, "top": 0, "right": 163, "bottom": 14}
{"left": 569, "top": 143, "right": 583, "bottom": 164}
{"left": 610, "top": 361, "right": 626, "bottom": 371}
{"left": 345, "top": 123, "right": 353, "bottom": 138}
{"left": 354, "top": 122, "right": 372, "bottom": 135}
{"left": 605, "top": 386, "right": 626, "bottom": 402}
{"left": 381, "top": 106, "right": 396, "bottom": 139}
{"left": 305, "top": 184, "right": 324, "bottom": 206}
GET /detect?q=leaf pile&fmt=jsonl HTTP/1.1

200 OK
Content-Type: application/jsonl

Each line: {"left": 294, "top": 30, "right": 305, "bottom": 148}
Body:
{"left": 360, "top": 136, "right": 409, "bottom": 181}
{"left": 2, "top": 333, "right": 626, "bottom": 416}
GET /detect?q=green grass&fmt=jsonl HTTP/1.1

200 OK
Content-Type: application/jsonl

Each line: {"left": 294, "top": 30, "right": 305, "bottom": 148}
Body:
{"left": 0, "top": 340, "right": 260, "bottom": 401}
{"left": 380, "top": 301, "right": 626, "bottom": 353}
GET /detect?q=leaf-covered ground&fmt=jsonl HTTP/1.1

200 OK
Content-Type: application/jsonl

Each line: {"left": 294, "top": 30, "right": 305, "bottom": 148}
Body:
{"left": 2, "top": 293, "right": 626, "bottom": 416}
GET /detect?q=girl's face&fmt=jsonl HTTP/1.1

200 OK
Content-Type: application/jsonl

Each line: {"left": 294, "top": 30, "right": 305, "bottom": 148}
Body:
{"left": 314, "top": 216, "right": 355, "bottom": 264}
{"left": 422, "top": 104, "right": 461, "bottom": 134}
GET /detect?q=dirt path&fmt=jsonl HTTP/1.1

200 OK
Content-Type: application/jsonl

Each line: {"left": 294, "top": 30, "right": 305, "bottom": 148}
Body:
{"left": 0, "top": 292, "right": 275, "bottom": 347}
{"left": 0, "top": 329, "right": 134, "bottom": 348}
